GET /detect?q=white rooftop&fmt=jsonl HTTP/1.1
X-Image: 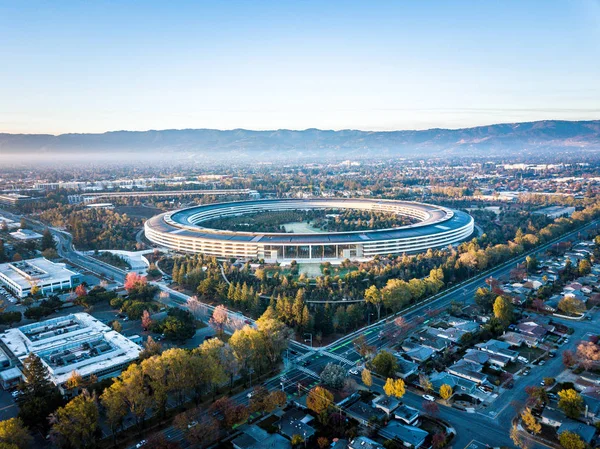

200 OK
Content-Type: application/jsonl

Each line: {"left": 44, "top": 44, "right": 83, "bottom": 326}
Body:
{"left": 0, "top": 258, "right": 78, "bottom": 290}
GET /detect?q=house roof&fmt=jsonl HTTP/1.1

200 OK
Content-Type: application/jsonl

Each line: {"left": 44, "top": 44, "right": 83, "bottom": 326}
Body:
{"left": 349, "top": 437, "right": 384, "bottom": 449}
{"left": 558, "top": 420, "right": 597, "bottom": 444}
{"left": 380, "top": 421, "right": 428, "bottom": 447}
{"left": 405, "top": 345, "right": 435, "bottom": 362}
{"left": 393, "top": 404, "right": 420, "bottom": 424}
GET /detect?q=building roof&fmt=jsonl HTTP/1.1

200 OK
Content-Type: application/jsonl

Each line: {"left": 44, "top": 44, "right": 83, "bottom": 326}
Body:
{"left": 380, "top": 421, "right": 428, "bottom": 447}
{"left": 348, "top": 437, "right": 384, "bottom": 449}
{"left": 278, "top": 410, "right": 315, "bottom": 440}
{"left": 393, "top": 404, "right": 420, "bottom": 424}
{"left": 558, "top": 420, "right": 597, "bottom": 444}
{"left": 0, "top": 258, "right": 78, "bottom": 290}
{"left": 0, "top": 313, "right": 141, "bottom": 385}
{"left": 232, "top": 425, "right": 291, "bottom": 449}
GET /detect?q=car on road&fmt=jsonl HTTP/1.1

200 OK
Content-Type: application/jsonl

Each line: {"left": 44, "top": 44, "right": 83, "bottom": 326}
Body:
{"left": 247, "top": 391, "right": 254, "bottom": 399}
{"left": 522, "top": 368, "right": 530, "bottom": 376}
{"left": 135, "top": 440, "right": 147, "bottom": 448}
{"left": 348, "top": 368, "right": 359, "bottom": 375}
{"left": 11, "top": 390, "right": 21, "bottom": 398}
{"left": 187, "top": 420, "right": 198, "bottom": 429}
{"left": 422, "top": 394, "right": 435, "bottom": 402}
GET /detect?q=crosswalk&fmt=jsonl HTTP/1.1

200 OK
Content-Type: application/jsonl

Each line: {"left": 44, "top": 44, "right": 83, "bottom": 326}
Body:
{"left": 322, "top": 350, "right": 355, "bottom": 365}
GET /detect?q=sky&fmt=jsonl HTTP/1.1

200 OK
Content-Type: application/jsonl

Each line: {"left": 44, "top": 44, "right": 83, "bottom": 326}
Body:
{"left": 1, "top": 0, "right": 599, "bottom": 134}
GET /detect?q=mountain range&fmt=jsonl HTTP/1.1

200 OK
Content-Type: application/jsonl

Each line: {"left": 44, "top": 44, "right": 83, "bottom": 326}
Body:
{"left": 1, "top": 120, "right": 599, "bottom": 159}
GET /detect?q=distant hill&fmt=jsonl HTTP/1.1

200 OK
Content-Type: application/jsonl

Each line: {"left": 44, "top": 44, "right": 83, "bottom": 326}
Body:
{"left": 1, "top": 120, "right": 599, "bottom": 159}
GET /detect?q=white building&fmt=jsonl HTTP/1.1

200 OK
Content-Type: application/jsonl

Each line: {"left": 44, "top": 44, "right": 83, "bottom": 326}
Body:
{"left": 9, "top": 229, "right": 43, "bottom": 241}
{"left": 0, "top": 258, "right": 81, "bottom": 298}
{"left": 0, "top": 313, "right": 141, "bottom": 390}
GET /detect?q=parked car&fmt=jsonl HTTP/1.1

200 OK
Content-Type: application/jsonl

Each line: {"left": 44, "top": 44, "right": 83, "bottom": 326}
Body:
{"left": 348, "top": 368, "right": 359, "bottom": 375}
{"left": 187, "top": 421, "right": 198, "bottom": 429}
{"left": 136, "top": 440, "right": 147, "bottom": 448}
{"left": 422, "top": 394, "right": 435, "bottom": 402}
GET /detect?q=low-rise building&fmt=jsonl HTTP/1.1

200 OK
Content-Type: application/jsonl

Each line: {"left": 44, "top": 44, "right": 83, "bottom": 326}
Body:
{"left": 0, "top": 257, "right": 81, "bottom": 298}
{"left": 0, "top": 313, "right": 141, "bottom": 391}
{"left": 393, "top": 404, "right": 420, "bottom": 426}
{"left": 558, "top": 421, "right": 596, "bottom": 445}
{"left": 372, "top": 395, "right": 400, "bottom": 415}
{"left": 380, "top": 421, "right": 428, "bottom": 448}
{"left": 9, "top": 229, "right": 43, "bottom": 241}
{"left": 475, "top": 339, "right": 518, "bottom": 362}
{"left": 348, "top": 437, "right": 384, "bottom": 449}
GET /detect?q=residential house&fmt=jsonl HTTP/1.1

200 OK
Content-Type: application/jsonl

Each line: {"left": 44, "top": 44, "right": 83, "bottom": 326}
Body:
{"left": 278, "top": 409, "right": 316, "bottom": 442}
{"left": 372, "top": 395, "right": 400, "bottom": 415}
{"left": 475, "top": 339, "right": 518, "bottom": 362}
{"left": 380, "top": 421, "right": 428, "bottom": 449}
{"left": 558, "top": 421, "right": 597, "bottom": 445}
{"left": 394, "top": 356, "right": 419, "bottom": 379}
{"left": 348, "top": 437, "right": 384, "bottom": 449}
{"left": 463, "top": 348, "right": 511, "bottom": 368}
{"left": 446, "top": 359, "right": 488, "bottom": 384}
{"left": 404, "top": 344, "right": 436, "bottom": 363}
{"left": 394, "top": 404, "right": 420, "bottom": 426}
{"left": 540, "top": 408, "right": 563, "bottom": 428}
{"left": 232, "top": 425, "right": 291, "bottom": 449}
{"left": 516, "top": 321, "right": 549, "bottom": 339}
{"left": 430, "top": 371, "right": 477, "bottom": 395}
{"left": 346, "top": 401, "right": 386, "bottom": 426}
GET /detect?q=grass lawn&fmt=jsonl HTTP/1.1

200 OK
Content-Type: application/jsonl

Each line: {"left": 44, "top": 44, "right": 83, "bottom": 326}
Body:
{"left": 516, "top": 346, "right": 546, "bottom": 361}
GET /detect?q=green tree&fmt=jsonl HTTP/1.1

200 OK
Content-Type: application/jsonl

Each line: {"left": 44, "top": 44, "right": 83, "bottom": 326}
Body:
{"left": 17, "top": 354, "right": 64, "bottom": 432}
{"left": 371, "top": 350, "right": 398, "bottom": 378}
{"left": 558, "top": 297, "right": 586, "bottom": 316}
{"left": 558, "top": 389, "right": 584, "bottom": 419}
{"left": 50, "top": 390, "right": 99, "bottom": 449}
{"left": 559, "top": 431, "right": 585, "bottom": 449}
{"left": 41, "top": 229, "right": 55, "bottom": 251}
{"left": 99, "top": 383, "right": 127, "bottom": 444}
{"left": 0, "top": 417, "right": 32, "bottom": 449}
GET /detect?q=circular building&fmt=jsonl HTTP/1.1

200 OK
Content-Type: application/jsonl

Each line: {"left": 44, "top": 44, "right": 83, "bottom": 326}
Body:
{"left": 144, "top": 198, "right": 474, "bottom": 262}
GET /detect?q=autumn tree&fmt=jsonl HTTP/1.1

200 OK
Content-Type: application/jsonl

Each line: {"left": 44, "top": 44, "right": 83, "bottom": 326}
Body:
{"left": 364, "top": 285, "right": 383, "bottom": 320}
{"left": 558, "top": 297, "right": 586, "bottom": 316}
{"left": 0, "top": 417, "right": 32, "bottom": 449}
{"left": 562, "top": 350, "right": 576, "bottom": 368}
{"left": 307, "top": 386, "right": 333, "bottom": 423}
{"left": 75, "top": 284, "right": 87, "bottom": 298}
{"left": 383, "top": 378, "right": 405, "bottom": 399}
{"left": 50, "top": 390, "right": 99, "bottom": 449}
{"left": 439, "top": 384, "right": 453, "bottom": 401}
{"left": 521, "top": 407, "right": 541, "bottom": 434}
{"left": 559, "top": 431, "right": 585, "bottom": 449}
{"left": 141, "top": 310, "right": 152, "bottom": 330}
{"left": 423, "top": 400, "right": 439, "bottom": 416}
{"left": 124, "top": 272, "right": 147, "bottom": 291}
{"left": 361, "top": 368, "right": 373, "bottom": 389}
{"left": 100, "top": 382, "right": 127, "bottom": 444}
{"left": 558, "top": 389, "right": 584, "bottom": 418}
{"left": 493, "top": 296, "right": 513, "bottom": 325}
{"left": 419, "top": 373, "right": 433, "bottom": 392}
{"left": 209, "top": 305, "right": 229, "bottom": 336}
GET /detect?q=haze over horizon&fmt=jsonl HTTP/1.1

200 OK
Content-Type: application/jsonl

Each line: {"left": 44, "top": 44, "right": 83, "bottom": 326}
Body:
{"left": 1, "top": 0, "right": 600, "bottom": 135}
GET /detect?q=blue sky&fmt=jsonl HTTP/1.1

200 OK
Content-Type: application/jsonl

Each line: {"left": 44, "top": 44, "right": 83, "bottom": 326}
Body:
{"left": 1, "top": 0, "right": 599, "bottom": 134}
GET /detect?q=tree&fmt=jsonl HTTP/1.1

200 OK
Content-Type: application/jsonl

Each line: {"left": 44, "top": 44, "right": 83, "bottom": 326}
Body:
{"left": 141, "top": 310, "right": 152, "bottom": 330}
{"left": 521, "top": 407, "right": 541, "bottom": 434}
{"left": 364, "top": 285, "right": 383, "bottom": 320}
{"left": 579, "top": 259, "right": 592, "bottom": 276}
{"left": 75, "top": 284, "right": 87, "bottom": 298}
{"left": 17, "top": 354, "right": 64, "bottom": 432}
{"left": 423, "top": 400, "right": 439, "bottom": 416}
{"left": 432, "top": 431, "right": 447, "bottom": 449}
{"left": 100, "top": 382, "right": 127, "bottom": 444}
{"left": 112, "top": 320, "right": 122, "bottom": 333}
{"left": 185, "top": 415, "right": 220, "bottom": 447}
{"left": 439, "top": 384, "right": 453, "bottom": 401}
{"left": 562, "top": 350, "right": 576, "bottom": 368}
{"left": 371, "top": 350, "right": 398, "bottom": 378}
{"left": 306, "top": 386, "right": 333, "bottom": 423}
{"left": 317, "top": 437, "right": 329, "bottom": 449}
{"left": 139, "top": 336, "right": 163, "bottom": 360}
{"left": 493, "top": 296, "right": 513, "bottom": 325}
{"left": 124, "top": 272, "right": 147, "bottom": 292}
{"left": 419, "top": 373, "right": 433, "bottom": 392}
{"left": 291, "top": 434, "right": 304, "bottom": 447}
{"left": 383, "top": 378, "right": 406, "bottom": 399}
{"left": 510, "top": 424, "right": 528, "bottom": 449}
{"left": 361, "top": 368, "right": 373, "bottom": 389}
{"left": 50, "top": 390, "right": 99, "bottom": 449}
{"left": 353, "top": 334, "right": 375, "bottom": 358}
{"left": 320, "top": 363, "right": 346, "bottom": 390}
{"left": 209, "top": 305, "right": 229, "bottom": 336}
{"left": 577, "top": 341, "right": 600, "bottom": 368}
{"left": 559, "top": 431, "right": 585, "bottom": 449}
{"left": 558, "top": 297, "right": 586, "bottom": 316}
{"left": 558, "top": 389, "right": 584, "bottom": 418}
{"left": 41, "top": 229, "right": 55, "bottom": 251}
{"left": 0, "top": 417, "right": 32, "bottom": 449}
